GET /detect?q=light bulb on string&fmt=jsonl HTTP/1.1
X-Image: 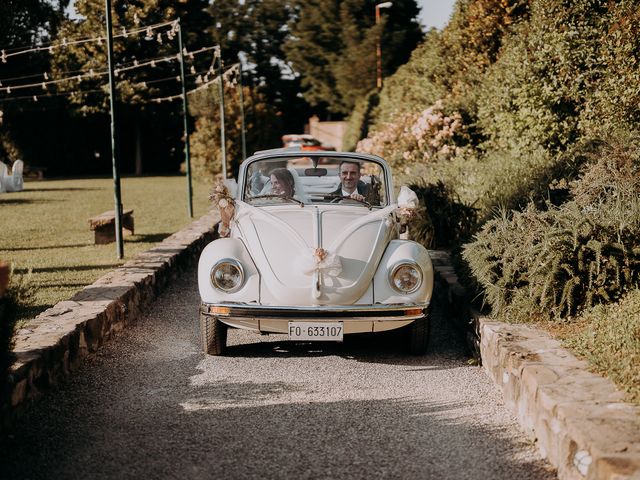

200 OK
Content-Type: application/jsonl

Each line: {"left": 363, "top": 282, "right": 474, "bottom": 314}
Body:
{"left": 1, "top": 50, "right": 6, "bottom": 63}
{"left": 145, "top": 27, "right": 153, "bottom": 41}
{"left": 190, "top": 65, "right": 196, "bottom": 74}
{"left": 133, "top": 13, "right": 140, "bottom": 26}
{"left": 196, "top": 75, "right": 203, "bottom": 85}
{"left": 156, "top": 33, "right": 163, "bottom": 44}
{"left": 44, "top": 72, "right": 48, "bottom": 80}
{"left": 150, "top": 60, "right": 156, "bottom": 68}
{"left": 33, "top": 95, "right": 38, "bottom": 102}
{"left": 41, "top": 82, "right": 47, "bottom": 90}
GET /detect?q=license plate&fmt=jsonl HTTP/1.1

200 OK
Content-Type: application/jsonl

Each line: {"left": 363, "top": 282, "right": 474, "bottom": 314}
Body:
{"left": 288, "top": 322, "right": 344, "bottom": 341}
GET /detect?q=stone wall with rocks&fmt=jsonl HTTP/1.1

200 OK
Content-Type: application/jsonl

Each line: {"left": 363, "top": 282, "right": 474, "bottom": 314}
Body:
{"left": 433, "top": 250, "right": 640, "bottom": 480}
{"left": 1, "top": 211, "right": 220, "bottom": 432}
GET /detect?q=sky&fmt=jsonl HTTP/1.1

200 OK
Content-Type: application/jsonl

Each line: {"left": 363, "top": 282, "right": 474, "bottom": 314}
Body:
{"left": 417, "top": 0, "right": 457, "bottom": 30}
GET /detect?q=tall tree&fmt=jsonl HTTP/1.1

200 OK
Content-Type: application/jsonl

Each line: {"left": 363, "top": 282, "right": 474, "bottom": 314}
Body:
{"left": 45, "top": 0, "right": 213, "bottom": 174}
{"left": 207, "top": 0, "right": 310, "bottom": 132}
{"left": 285, "top": 0, "right": 423, "bottom": 114}
{"left": 51, "top": 0, "right": 213, "bottom": 112}
{"left": 0, "top": 0, "right": 70, "bottom": 164}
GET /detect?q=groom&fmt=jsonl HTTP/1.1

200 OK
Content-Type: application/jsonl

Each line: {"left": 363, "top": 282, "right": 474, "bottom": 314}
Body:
{"left": 331, "top": 160, "right": 369, "bottom": 202}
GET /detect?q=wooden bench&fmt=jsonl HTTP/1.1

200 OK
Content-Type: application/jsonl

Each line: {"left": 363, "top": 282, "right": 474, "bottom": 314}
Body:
{"left": 88, "top": 209, "right": 134, "bottom": 245}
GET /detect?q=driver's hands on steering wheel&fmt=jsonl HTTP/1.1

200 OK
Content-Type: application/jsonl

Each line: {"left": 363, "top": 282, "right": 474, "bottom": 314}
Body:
{"left": 348, "top": 192, "right": 365, "bottom": 202}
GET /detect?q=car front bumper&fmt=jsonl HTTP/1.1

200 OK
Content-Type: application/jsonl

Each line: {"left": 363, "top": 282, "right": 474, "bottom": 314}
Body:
{"left": 200, "top": 302, "right": 429, "bottom": 334}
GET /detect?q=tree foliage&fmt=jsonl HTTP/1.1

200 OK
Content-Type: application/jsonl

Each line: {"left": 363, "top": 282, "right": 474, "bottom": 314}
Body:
{"left": 188, "top": 79, "right": 282, "bottom": 179}
{"left": 51, "top": 0, "right": 212, "bottom": 113}
{"left": 285, "top": 0, "right": 423, "bottom": 114}
{"left": 0, "top": 0, "right": 69, "bottom": 163}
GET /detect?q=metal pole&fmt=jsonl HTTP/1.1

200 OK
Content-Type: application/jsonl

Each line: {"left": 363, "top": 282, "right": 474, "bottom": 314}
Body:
{"left": 238, "top": 61, "right": 247, "bottom": 162}
{"left": 217, "top": 50, "right": 228, "bottom": 178}
{"left": 177, "top": 19, "right": 193, "bottom": 218}
{"left": 104, "top": 0, "right": 124, "bottom": 259}
{"left": 376, "top": 5, "right": 382, "bottom": 89}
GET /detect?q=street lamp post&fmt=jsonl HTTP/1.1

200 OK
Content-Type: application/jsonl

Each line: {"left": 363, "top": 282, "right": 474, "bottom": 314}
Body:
{"left": 104, "top": 0, "right": 124, "bottom": 259}
{"left": 375, "top": 1, "right": 393, "bottom": 90}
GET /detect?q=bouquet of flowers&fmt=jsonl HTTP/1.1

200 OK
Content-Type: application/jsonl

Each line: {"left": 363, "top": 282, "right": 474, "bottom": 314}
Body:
{"left": 209, "top": 180, "right": 236, "bottom": 237}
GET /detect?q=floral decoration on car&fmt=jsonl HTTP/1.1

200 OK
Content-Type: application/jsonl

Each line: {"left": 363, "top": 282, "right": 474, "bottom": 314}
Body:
{"left": 209, "top": 180, "right": 236, "bottom": 237}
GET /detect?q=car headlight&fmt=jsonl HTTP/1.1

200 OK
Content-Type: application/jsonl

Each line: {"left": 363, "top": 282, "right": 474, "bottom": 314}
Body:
{"left": 390, "top": 262, "right": 422, "bottom": 294}
{"left": 210, "top": 259, "right": 244, "bottom": 293}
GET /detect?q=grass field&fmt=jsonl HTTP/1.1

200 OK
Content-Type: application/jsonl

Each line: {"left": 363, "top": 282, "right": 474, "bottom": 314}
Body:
{"left": 0, "top": 176, "right": 213, "bottom": 322}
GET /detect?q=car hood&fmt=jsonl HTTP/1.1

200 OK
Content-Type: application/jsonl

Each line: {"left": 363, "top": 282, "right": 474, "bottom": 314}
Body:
{"left": 234, "top": 202, "right": 396, "bottom": 305}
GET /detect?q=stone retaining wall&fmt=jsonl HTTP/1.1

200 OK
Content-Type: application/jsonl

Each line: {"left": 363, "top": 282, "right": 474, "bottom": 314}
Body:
{"left": 1, "top": 211, "right": 220, "bottom": 432}
{"left": 480, "top": 320, "right": 640, "bottom": 480}
{"left": 432, "top": 250, "right": 640, "bottom": 480}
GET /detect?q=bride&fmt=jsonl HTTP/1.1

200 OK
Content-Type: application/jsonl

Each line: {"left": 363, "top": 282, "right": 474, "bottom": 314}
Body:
{"left": 252, "top": 167, "right": 309, "bottom": 203}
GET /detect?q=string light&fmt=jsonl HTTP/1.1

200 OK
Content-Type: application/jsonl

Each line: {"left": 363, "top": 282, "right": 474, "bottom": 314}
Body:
{"left": 0, "top": 88, "right": 106, "bottom": 105}
{"left": 0, "top": 20, "right": 177, "bottom": 62}
{"left": 149, "top": 62, "right": 240, "bottom": 104}
{"left": 0, "top": 46, "right": 218, "bottom": 94}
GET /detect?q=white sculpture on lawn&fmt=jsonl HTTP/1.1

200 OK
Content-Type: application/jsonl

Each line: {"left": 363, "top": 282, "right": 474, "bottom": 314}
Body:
{"left": 0, "top": 159, "right": 24, "bottom": 192}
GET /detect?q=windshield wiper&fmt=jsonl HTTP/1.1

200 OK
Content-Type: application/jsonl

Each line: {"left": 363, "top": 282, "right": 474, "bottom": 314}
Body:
{"left": 248, "top": 193, "right": 305, "bottom": 207}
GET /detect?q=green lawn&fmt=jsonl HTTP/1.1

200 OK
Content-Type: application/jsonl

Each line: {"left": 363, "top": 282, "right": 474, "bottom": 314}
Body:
{"left": 0, "top": 176, "right": 213, "bottom": 322}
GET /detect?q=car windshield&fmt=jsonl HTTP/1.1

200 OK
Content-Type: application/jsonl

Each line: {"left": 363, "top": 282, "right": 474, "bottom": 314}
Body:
{"left": 243, "top": 156, "right": 388, "bottom": 207}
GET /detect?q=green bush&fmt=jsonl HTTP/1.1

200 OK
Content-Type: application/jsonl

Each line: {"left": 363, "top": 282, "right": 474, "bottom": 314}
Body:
{"left": 463, "top": 138, "right": 640, "bottom": 322}
{"left": 342, "top": 91, "right": 379, "bottom": 151}
{"left": 564, "top": 288, "right": 640, "bottom": 405}
{"left": 372, "top": 31, "right": 445, "bottom": 127}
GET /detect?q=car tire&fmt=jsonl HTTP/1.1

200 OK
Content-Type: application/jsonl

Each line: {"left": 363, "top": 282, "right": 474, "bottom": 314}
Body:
{"left": 200, "top": 311, "right": 228, "bottom": 355}
{"left": 407, "top": 309, "right": 430, "bottom": 355}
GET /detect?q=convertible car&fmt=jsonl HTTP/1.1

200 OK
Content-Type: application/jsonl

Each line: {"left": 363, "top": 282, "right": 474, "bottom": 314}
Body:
{"left": 198, "top": 149, "right": 434, "bottom": 355}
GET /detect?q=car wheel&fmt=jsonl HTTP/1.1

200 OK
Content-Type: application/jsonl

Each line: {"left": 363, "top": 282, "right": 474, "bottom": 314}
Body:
{"left": 200, "top": 311, "right": 228, "bottom": 355}
{"left": 407, "top": 309, "right": 430, "bottom": 355}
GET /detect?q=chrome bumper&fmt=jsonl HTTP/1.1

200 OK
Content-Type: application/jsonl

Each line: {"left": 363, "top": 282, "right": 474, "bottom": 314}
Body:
{"left": 200, "top": 302, "right": 429, "bottom": 334}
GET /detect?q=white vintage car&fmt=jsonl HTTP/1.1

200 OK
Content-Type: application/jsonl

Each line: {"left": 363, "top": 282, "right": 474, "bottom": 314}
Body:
{"left": 198, "top": 149, "right": 434, "bottom": 355}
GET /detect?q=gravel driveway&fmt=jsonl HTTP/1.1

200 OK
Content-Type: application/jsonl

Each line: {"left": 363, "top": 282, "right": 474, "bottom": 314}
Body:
{"left": 0, "top": 270, "right": 556, "bottom": 480}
